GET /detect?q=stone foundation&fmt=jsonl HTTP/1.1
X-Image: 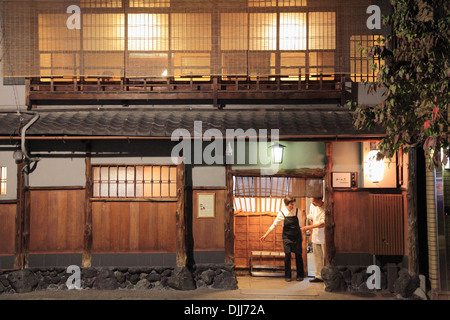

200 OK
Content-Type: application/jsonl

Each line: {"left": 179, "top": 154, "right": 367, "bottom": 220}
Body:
{"left": 321, "top": 265, "right": 426, "bottom": 299}
{"left": 0, "top": 263, "right": 238, "bottom": 294}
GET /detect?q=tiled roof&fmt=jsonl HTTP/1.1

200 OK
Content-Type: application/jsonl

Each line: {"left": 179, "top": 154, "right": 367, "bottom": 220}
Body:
{"left": 0, "top": 108, "right": 384, "bottom": 138}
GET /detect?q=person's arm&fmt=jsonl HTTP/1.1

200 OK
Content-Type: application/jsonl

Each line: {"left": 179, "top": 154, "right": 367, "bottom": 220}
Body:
{"left": 260, "top": 212, "right": 283, "bottom": 242}
{"left": 301, "top": 207, "right": 325, "bottom": 231}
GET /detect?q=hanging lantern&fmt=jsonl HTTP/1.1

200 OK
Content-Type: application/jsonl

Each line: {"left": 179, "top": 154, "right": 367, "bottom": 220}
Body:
{"left": 270, "top": 142, "right": 286, "bottom": 164}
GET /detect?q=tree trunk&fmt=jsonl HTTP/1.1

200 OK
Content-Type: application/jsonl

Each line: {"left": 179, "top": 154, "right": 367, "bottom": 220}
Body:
{"left": 407, "top": 147, "right": 419, "bottom": 275}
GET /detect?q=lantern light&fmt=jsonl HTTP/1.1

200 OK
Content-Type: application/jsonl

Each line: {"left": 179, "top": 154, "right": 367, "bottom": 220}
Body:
{"left": 366, "top": 150, "right": 384, "bottom": 183}
{"left": 270, "top": 142, "right": 286, "bottom": 164}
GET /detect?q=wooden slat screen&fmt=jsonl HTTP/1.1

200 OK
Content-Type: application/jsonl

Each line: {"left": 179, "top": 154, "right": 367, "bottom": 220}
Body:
{"left": 0, "top": 203, "right": 16, "bottom": 255}
{"left": 369, "top": 194, "right": 404, "bottom": 255}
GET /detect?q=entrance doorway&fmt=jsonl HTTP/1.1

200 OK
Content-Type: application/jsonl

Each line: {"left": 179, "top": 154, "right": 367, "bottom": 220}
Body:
{"left": 231, "top": 174, "right": 323, "bottom": 277}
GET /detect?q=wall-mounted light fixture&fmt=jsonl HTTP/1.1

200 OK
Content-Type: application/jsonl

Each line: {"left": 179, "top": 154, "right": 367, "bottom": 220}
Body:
{"left": 270, "top": 142, "right": 286, "bottom": 164}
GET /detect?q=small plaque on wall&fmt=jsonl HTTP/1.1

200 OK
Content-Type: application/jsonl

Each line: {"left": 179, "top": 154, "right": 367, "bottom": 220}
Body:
{"left": 332, "top": 172, "right": 356, "bottom": 188}
{"left": 197, "top": 193, "right": 215, "bottom": 218}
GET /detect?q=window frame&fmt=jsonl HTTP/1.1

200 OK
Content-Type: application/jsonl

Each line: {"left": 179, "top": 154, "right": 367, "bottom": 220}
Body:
{"left": 91, "top": 164, "right": 178, "bottom": 200}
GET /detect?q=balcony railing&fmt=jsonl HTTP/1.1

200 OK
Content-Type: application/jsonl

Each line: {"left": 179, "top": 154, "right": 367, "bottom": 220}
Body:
{"left": 27, "top": 74, "right": 351, "bottom": 107}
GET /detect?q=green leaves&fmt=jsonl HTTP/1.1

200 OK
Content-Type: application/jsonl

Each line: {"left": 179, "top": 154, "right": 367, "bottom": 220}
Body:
{"left": 351, "top": 0, "right": 450, "bottom": 169}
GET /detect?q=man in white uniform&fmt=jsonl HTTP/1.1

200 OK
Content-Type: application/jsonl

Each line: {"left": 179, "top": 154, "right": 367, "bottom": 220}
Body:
{"left": 301, "top": 197, "right": 325, "bottom": 283}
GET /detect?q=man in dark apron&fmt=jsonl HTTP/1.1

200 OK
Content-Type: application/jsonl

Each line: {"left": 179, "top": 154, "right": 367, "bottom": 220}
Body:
{"left": 260, "top": 197, "right": 304, "bottom": 281}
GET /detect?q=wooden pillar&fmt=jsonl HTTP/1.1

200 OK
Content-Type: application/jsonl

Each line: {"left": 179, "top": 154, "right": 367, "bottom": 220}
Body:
{"left": 224, "top": 165, "right": 235, "bottom": 264}
{"left": 324, "top": 142, "right": 336, "bottom": 266}
{"left": 14, "top": 161, "right": 26, "bottom": 269}
{"left": 176, "top": 160, "right": 187, "bottom": 267}
{"left": 407, "top": 147, "right": 419, "bottom": 275}
{"left": 82, "top": 143, "right": 93, "bottom": 267}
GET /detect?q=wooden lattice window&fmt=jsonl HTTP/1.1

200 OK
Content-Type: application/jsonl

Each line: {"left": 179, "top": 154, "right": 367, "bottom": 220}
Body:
{"left": 350, "top": 35, "right": 385, "bottom": 82}
{"left": 0, "top": 167, "right": 6, "bottom": 195}
{"left": 92, "top": 165, "right": 177, "bottom": 199}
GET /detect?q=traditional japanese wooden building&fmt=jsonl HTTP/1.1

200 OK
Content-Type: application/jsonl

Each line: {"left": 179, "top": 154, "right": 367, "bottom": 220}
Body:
{"left": 0, "top": 0, "right": 446, "bottom": 298}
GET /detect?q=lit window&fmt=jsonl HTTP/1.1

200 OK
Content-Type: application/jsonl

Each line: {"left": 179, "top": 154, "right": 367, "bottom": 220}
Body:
{"left": 129, "top": 0, "right": 170, "bottom": 7}
{"left": 171, "top": 13, "right": 211, "bottom": 51}
{"left": 0, "top": 167, "right": 6, "bottom": 195}
{"left": 80, "top": 0, "right": 122, "bottom": 8}
{"left": 308, "top": 12, "right": 336, "bottom": 50}
{"left": 92, "top": 165, "right": 177, "bottom": 199}
{"left": 279, "top": 13, "right": 307, "bottom": 51}
{"left": 248, "top": 0, "right": 306, "bottom": 7}
{"left": 350, "top": 35, "right": 384, "bottom": 82}
{"left": 127, "top": 14, "right": 169, "bottom": 51}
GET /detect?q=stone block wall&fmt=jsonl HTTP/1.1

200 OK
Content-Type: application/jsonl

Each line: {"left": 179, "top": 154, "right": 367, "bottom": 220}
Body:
{"left": 0, "top": 263, "right": 238, "bottom": 294}
{"left": 321, "top": 265, "right": 425, "bottom": 299}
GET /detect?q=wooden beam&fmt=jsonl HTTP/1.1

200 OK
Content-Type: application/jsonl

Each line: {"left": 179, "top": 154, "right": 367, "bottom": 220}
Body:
{"left": 14, "top": 161, "right": 25, "bottom": 269}
{"left": 324, "top": 142, "right": 336, "bottom": 266}
{"left": 82, "top": 143, "right": 93, "bottom": 267}
{"left": 230, "top": 168, "right": 326, "bottom": 178}
{"left": 176, "top": 160, "right": 187, "bottom": 267}
{"left": 28, "top": 90, "right": 342, "bottom": 104}
{"left": 225, "top": 165, "right": 235, "bottom": 264}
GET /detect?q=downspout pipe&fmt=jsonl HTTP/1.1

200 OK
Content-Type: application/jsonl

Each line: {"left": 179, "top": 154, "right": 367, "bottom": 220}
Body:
{"left": 20, "top": 112, "right": 40, "bottom": 163}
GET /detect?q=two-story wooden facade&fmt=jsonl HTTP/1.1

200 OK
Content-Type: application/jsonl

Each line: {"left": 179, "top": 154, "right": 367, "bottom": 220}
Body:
{"left": 0, "top": 0, "right": 424, "bottom": 285}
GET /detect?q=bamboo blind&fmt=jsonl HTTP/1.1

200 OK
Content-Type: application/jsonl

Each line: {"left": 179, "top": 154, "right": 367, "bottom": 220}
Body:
{"left": 1, "top": 0, "right": 382, "bottom": 78}
{"left": 233, "top": 176, "right": 322, "bottom": 213}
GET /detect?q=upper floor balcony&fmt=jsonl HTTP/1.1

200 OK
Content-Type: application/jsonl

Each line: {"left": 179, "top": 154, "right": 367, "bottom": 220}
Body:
{"left": 27, "top": 73, "right": 352, "bottom": 107}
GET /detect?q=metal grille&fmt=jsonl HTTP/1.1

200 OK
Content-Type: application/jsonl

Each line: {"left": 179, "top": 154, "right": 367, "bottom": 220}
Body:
{"left": 1, "top": 0, "right": 383, "bottom": 79}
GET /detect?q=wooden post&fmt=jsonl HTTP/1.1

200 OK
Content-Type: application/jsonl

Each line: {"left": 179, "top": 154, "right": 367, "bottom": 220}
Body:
{"left": 407, "top": 147, "right": 419, "bottom": 275}
{"left": 14, "top": 161, "right": 26, "bottom": 269}
{"left": 82, "top": 143, "right": 93, "bottom": 267}
{"left": 324, "top": 142, "right": 336, "bottom": 266}
{"left": 224, "top": 165, "right": 235, "bottom": 264}
{"left": 176, "top": 160, "right": 187, "bottom": 267}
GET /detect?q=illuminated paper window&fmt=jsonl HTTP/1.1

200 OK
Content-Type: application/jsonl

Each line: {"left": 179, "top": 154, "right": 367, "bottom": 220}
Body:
{"left": 129, "top": 0, "right": 170, "bottom": 7}
{"left": 308, "top": 12, "right": 336, "bottom": 50}
{"left": 83, "top": 14, "right": 125, "bottom": 51}
{"left": 0, "top": 167, "right": 6, "bottom": 195}
{"left": 171, "top": 14, "right": 211, "bottom": 51}
{"left": 248, "top": 0, "right": 306, "bottom": 7}
{"left": 279, "top": 13, "right": 307, "bottom": 50}
{"left": 220, "top": 13, "right": 248, "bottom": 51}
{"left": 249, "top": 13, "right": 277, "bottom": 51}
{"left": 38, "top": 14, "right": 80, "bottom": 51}
{"left": 350, "top": 35, "right": 385, "bottom": 82}
{"left": 81, "top": 0, "right": 122, "bottom": 8}
{"left": 93, "top": 165, "right": 177, "bottom": 198}
{"left": 128, "top": 14, "right": 169, "bottom": 51}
